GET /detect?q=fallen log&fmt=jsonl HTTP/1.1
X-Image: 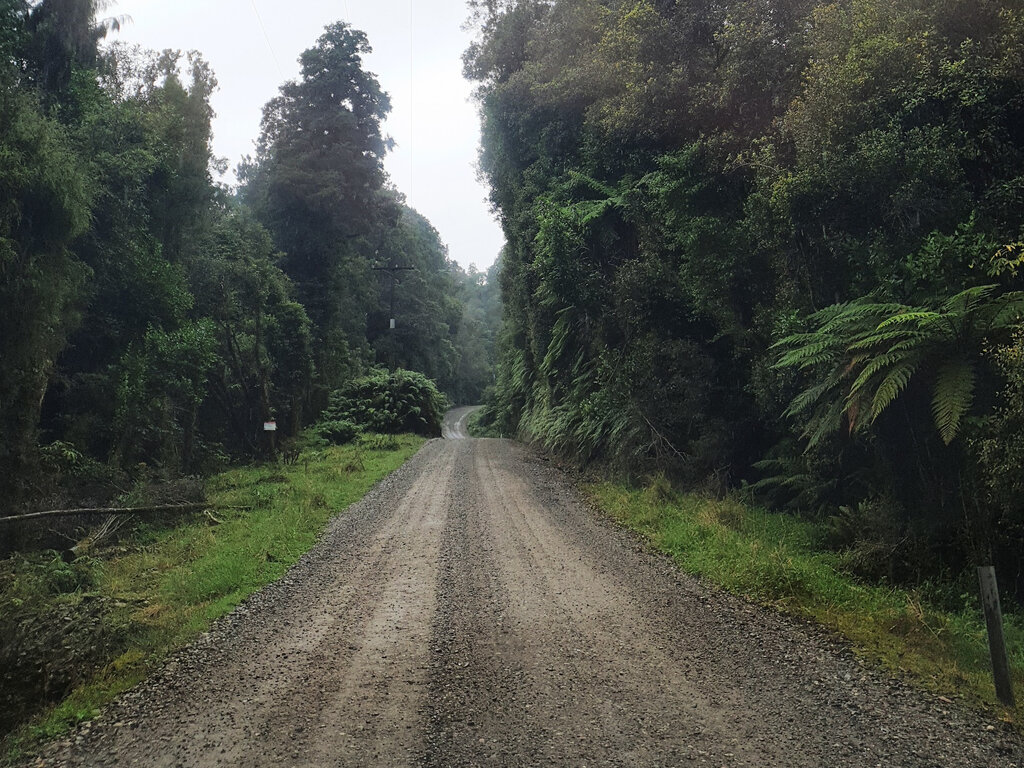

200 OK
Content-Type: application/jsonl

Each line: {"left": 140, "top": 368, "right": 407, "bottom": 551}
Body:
{"left": 0, "top": 503, "right": 248, "bottom": 525}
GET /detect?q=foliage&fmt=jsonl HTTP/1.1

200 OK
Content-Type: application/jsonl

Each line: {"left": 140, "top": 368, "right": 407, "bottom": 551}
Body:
{"left": 323, "top": 369, "right": 448, "bottom": 438}
{"left": 450, "top": 259, "right": 503, "bottom": 404}
{"left": 971, "top": 330, "right": 1024, "bottom": 593}
{"left": 469, "top": 0, "right": 1024, "bottom": 597}
{"left": 0, "top": 552, "right": 122, "bottom": 738}
{"left": 0, "top": 80, "right": 91, "bottom": 505}
{"left": 774, "top": 287, "right": 1024, "bottom": 446}
{"left": 367, "top": 206, "right": 463, "bottom": 389}
{"left": 188, "top": 204, "right": 314, "bottom": 456}
{"left": 975, "top": 331, "right": 1024, "bottom": 521}
{"left": 239, "top": 22, "right": 395, "bottom": 389}
{"left": 314, "top": 420, "right": 360, "bottom": 446}
{"left": 1, "top": 7, "right": 494, "bottom": 516}
{"left": 112, "top": 320, "right": 218, "bottom": 472}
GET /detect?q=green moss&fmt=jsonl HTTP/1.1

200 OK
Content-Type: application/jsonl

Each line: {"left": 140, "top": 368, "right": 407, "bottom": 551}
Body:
{"left": 588, "top": 479, "right": 1023, "bottom": 729}
{"left": 1, "top": 435, "right": 423, "bottom": 763}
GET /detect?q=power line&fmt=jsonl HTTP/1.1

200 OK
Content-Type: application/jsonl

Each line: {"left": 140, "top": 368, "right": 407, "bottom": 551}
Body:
{"left": 250, "top": 0, "right": 285, "bottom": 80}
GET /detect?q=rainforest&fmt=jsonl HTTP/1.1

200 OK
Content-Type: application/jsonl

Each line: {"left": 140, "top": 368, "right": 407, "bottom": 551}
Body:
{"left": 468, "top": 0, "right": 1024, "bottom": 602}
{"left": 3, "top": 0, "right": 1024, "bottom": 756}
{"left": 0, "top": 1, "right": 500, "bottom": 528}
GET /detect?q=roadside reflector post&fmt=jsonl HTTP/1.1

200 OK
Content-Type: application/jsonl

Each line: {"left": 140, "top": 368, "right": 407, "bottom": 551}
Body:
{"left": 978, "top": 565, "right": 1016, "bottom": 707}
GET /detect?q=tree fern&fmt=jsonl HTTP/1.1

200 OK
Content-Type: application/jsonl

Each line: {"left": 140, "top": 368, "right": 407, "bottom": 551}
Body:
{"left": 776, "top": 285, "right": 1024, "bottom": 446}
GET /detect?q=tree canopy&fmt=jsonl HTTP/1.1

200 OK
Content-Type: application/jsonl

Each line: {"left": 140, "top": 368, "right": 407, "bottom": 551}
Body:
{"left": 0, "top": 3, "right": 499, "bottom": 510}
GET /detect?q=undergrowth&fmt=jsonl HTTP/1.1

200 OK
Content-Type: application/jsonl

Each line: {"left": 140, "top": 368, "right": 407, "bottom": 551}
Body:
{"left": 466, "top": 406, "right": 500, "bottom": 438}
{"left": 588, "top": 476, "right": 1024, "bottom": 728}
{"left": 0, "top": 434, "right": 423, "bottom": 763}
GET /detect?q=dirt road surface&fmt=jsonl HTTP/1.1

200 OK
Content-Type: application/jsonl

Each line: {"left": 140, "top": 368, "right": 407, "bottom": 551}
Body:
{"left": 441, "top": 406, "right": 479, "bottom": 440}
{"left": 32, "top": 419, "right": 1023, "bottom": 767}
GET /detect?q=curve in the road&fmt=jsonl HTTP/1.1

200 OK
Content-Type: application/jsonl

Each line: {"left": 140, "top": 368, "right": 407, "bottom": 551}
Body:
{"left": 441, "top": 406, "right": 480, "bottom": 440}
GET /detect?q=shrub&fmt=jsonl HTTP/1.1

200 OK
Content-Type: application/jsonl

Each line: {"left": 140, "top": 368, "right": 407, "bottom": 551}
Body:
{"left": 315, "top": 419, "right": 360, "bottom": 446}
{"left": 324, "top": 369, "right": 447, "bottom": 437}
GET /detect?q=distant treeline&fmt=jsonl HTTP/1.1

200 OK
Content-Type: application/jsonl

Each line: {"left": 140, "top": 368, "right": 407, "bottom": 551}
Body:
{"left": 0, "top": 1, "right": 500, "bottom": 510}
{"left": 468, "top": 0, "right": 1024, "bottom": 598}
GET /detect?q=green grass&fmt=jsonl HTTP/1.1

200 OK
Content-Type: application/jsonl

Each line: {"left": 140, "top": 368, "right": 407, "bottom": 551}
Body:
{"left": 1, "top": 434, "right": 423, "bottom": 763}
{"left": 588, "top": 477, "right": 1024, "bottom": 728}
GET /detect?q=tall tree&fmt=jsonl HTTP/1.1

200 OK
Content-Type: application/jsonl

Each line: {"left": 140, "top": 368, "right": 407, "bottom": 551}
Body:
{"left": 368, "top": 204, "right": 462, "bottom": 388}
{"left": 241, "top": 22, "right": 396, "bottom": 391}
{"left": 0, "top": 0, "right": 92, "bottom": 502}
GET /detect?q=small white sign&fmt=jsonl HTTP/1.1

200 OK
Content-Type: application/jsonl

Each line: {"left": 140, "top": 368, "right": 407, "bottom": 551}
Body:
{"left": 263, "top": 421, "right": 277, "bottom": 432}
{"left": 390, "top": 318, "right": 396, "bottom": 330}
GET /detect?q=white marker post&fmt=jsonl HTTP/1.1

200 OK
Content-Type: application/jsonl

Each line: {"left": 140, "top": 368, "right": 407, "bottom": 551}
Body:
{"left": 263, "top": 419, "right": 278, "bottom": 458}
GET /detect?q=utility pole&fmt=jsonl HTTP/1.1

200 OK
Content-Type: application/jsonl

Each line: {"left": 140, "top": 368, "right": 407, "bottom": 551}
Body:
{"left": 372, "top": 261, "right": 414, "bottom": 369}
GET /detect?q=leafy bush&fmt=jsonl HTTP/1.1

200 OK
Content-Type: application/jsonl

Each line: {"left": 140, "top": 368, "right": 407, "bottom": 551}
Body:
{"left": 38, "top": 442, "right": 86, "bottom": 476}
{"left": 323, "top": 369, "right": 447, "bottom": 437}
{"left": 315, "top": 419, "right": 360, "bottom": 446}
{"left": 359, "top": 433, "right": 401, "bottom": 451}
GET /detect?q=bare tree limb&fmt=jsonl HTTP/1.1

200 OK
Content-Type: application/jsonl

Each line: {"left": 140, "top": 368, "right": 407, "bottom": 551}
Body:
{"left": 0, "top": 503, "right": 249, "bottom": 524}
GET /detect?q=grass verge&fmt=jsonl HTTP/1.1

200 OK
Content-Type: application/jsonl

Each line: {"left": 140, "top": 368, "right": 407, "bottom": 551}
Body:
{"left": 587, "top": 477, "right": 1024, "bottom": 727}
{"left": 1, "top": 434, "right": 423, "bottom": 763}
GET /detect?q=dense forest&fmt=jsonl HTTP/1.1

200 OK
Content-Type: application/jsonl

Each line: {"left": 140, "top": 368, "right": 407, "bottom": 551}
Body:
{"left": 0, "top": 2, "right": 500, "bottom": 512}
{"left": 469, "top": 0, "right": 1024, "bottom": 599}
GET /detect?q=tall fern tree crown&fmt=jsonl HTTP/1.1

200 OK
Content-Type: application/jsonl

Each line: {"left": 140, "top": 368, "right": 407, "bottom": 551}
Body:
{"left": 774, "top": 286, "right": 1024, "bottom": 446}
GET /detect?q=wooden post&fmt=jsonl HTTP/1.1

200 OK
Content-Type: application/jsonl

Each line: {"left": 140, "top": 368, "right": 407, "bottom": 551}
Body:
{"left": 978, "top": 565, "right": 1016, "bottom": 707}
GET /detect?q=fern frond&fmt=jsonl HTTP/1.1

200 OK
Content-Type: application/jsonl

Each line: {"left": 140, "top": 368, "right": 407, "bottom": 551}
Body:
{"left": 873, "top": 311, "right": 939, "bottom": 330}
{"left": 804, "top": 397, "right": 847, "bottom": 449}
{"left": 931, "top": 356, "right": 975, "bottom": 444}
{"left": 771, "top": 331, "right": 832, "bottom": 350}
{"left": 941, "top": 284, "right": 997, "bottom": 315}
{"left": 868, "top": 359, "right": 921, "bottom": 421}
{"left": 785, "top": 379, "right": 836, "bottom": 417}
{"left": 847, "top": 326, "right": 928, "bottom": 350}
{"left": 774, "top": 341, "right": 840, "bottom": 370}
{"left": 848, "top": 350, "right": 906, "bottom": 395}
{"left": 541, "top": 309, "right": 574, "bottom": 377}
{"left": 806, "top": 300, "right": 864, "bottom": 325}
{"left": 981, "top": 292, "right": 1024, "bottom": 332}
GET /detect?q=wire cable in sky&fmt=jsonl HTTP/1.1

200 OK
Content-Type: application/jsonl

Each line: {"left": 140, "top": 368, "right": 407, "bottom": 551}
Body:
{"left": 250, "top": 0, "right": 285, "bottom": 80}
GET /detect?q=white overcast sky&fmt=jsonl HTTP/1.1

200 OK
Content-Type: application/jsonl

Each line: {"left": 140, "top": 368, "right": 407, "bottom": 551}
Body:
{"left": 107, "top": 0, "right": 503, "bottom": 271}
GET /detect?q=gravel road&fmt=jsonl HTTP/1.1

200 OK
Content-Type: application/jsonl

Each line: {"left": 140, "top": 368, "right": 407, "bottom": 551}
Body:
{"left": 30, "top": 412, "right": 1023, "bottom": 767}
{"left": 441, "top": 407, "right": 478, "bottom": 439}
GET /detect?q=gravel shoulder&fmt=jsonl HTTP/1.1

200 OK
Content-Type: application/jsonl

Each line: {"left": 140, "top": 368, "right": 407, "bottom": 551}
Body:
{"left": 27, "top": 433, "right": 1024, "bottom": 767}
